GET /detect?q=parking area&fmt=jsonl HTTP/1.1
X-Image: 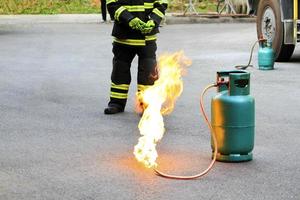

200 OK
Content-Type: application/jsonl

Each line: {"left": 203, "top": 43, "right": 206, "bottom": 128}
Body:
{"left": 0, "top": 22, "right": 299, "bottom": 200}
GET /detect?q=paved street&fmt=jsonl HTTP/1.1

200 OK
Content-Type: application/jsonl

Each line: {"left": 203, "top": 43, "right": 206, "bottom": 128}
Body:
{"left": 0, "top": 22, "right": 299, "bottom": 200}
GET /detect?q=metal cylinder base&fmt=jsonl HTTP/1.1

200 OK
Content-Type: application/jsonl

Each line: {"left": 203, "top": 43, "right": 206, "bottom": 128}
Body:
{"left": 215, "top": 152, "right": 253, "bottom": 162}
{"left": 259, "top": 66, "right": 274, "bottom": 70}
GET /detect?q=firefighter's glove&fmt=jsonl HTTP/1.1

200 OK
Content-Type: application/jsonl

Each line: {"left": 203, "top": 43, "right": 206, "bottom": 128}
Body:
{"left": 141, "top": 20, "right": 155, "bottom": 35}
{"left": 142, "top": 20, "right": 156, "bottom": 34}
{"left": 129, "top": 17, "right": 146, "bottom": 31}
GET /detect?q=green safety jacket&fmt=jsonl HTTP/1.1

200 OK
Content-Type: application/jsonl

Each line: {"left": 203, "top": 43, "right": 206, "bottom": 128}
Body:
{"left": 107, "top": 0, "right": 168, "bottom": 46}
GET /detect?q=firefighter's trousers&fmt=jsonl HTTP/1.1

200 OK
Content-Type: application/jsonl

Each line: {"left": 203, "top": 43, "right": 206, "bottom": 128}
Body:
{"left": 108, "top": 42, "right": 157, "bottom": 109}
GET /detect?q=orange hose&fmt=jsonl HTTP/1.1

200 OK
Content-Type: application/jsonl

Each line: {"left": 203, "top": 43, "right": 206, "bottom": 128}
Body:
{"left": 153, "top": 84, "right": 218, "bottom": 180}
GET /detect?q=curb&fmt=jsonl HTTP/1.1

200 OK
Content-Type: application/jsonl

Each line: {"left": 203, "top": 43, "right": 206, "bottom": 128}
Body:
{"left": 166, "top": 15, "right": 256, "bottom": 24}
{"left": 0, "top": 14, "right": 256, "bottom": 25}
{"left": 0, "top": 14, "right": 101, "bottom": 24}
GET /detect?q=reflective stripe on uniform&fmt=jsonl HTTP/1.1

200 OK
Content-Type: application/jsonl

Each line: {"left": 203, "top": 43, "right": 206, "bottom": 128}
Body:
{"left": 110, "top": 92, "right": 128, "bottom": 99}
{"left": 114, "top": 6, "right": 126, "bottom": 21}
{"left": 152, "top": 8, "right": 164, "bottom": 18}
{"left": 113, "top": 38, "right": 146, "bottom": 46}
{"left": 145, "top": 35, "right": 157, "bottom": 41}
{"left": 111, "top": 82, "right": 130, "bottom": 90}
{"left": 153, "top": 0, "right": 168, "bottom": 5}
{"left": 161, "top": 0, "right": 168, "bottom": 4}
{"left": 124, "top": 5, "right": 145, "bottom": 12}
{"left": 106, "top": 0, "right": 116, "bottom": 5}
{"left": 110, "top": 82, "right": 129, "bottom": 99}
{"left": 144, "top": 2, "right": 154, "bottom": 9}
{"left": 138, "top": 84, "right": 152, "bottom": 91}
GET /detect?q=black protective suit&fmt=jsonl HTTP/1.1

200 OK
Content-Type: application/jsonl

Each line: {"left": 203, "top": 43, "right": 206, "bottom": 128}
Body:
{"left": 106, "top": 0, "right": 168, "bottom": 110}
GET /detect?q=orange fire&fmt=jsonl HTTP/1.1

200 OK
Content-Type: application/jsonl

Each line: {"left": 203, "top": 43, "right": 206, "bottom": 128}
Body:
{"left": 134, "top": 51, "right": 192, "bottom": 168}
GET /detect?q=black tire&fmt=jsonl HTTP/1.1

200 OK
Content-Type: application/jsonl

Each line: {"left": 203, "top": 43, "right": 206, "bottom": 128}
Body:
{"left": 256, "top": 0, "right": 295, "bottom": 62}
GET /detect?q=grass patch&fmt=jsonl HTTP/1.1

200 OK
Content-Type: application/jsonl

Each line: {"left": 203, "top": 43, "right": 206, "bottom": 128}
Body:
{"left": 0, "top": 0, "right": 219, "bottom": 14}
{"left": 0, "top": 0, "right": 101, "bottom": 14}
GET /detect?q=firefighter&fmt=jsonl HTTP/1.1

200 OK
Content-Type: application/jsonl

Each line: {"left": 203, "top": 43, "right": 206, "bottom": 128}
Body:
{"left": 104, "top": 0, "right": 168, "bottom": 114}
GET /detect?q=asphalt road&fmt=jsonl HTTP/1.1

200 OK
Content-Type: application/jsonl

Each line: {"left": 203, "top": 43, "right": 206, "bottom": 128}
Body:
{"left": 0, "top": 22, "right": 300, "bottom": 200}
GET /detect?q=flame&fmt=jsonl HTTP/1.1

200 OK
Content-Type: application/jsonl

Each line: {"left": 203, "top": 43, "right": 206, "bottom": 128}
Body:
{"left": 133, "top": 51, "right": 192, "bottom": 168}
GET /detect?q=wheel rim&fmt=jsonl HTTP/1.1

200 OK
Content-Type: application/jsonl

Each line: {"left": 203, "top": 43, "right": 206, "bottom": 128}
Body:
{"left": 261, "top": 6, "right": 276, "bottom": 42}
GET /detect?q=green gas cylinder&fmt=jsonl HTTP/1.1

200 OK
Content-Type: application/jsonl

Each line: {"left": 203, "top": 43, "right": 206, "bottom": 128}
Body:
{"left": 211, "top": 70, "right": 255, "bottom": 162}
{"left": 258, "top": 39, "right": 274, "bottom": 70}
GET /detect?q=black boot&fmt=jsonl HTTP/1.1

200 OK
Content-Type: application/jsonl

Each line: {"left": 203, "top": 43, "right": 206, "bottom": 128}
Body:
{"left": 104, "top": 104, "right": 124, "bottom": 114}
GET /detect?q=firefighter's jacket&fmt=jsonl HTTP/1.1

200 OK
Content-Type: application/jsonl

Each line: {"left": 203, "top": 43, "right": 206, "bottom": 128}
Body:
{"left": 106, "top": 0, "right": 168, "bottom": 46}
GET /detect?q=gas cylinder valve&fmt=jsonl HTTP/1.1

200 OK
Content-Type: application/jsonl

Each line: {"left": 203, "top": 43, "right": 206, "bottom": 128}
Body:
{"left": 216, "top": 78, "right": 229, "bottom": 87}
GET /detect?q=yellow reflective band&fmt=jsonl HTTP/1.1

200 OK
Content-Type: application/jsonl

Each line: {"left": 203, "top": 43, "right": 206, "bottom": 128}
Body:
{"left": 161, "top": 0, "right": 168, "bottom": 4}
{"left": 294, "top": 0, "right": 298, "bottom": 41}
{"left": 110, "top": 92, "right": 128, "bottom": 99}
{"left": 138, "top": 84, "right": 151, "bottom": 91}
{"left": 113, "top": 38, "right": 146, "bottom": 46}
{"left": 154, "top": 0, "right": 168, "bottom": 5}
{"left": 144, "top": 3, "right": 154, "bottom": 9}
{"left": 115, "top": 6, "right": 126, "bottom": 21}
{"left": 124, "top": 5, "right": 145, "bottom": 12}
{"left": 107, "top": 0, "right": 116, "bottom": 5}
{"left": 145, "top": 35, "right": 157, "bottom": 41}
{"left": 152, "top": 8, "right": 164, "bottom": 18}
{"left": 111, "top": 82, "right": 130, "bottom": 90}
{"left": 294, "top": 0, "right": 298, "bottom": 20}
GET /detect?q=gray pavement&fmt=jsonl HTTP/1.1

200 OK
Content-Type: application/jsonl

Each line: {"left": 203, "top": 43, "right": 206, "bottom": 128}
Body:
{"left": 0, "top": 21, "right": 300, "bottom": 200}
